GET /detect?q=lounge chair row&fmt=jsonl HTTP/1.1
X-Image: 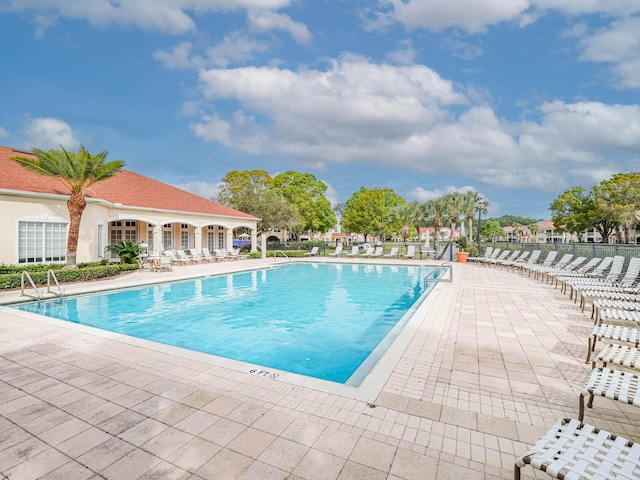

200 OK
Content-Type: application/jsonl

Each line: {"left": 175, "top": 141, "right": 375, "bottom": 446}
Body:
{"left": 148, "top": 247, "right": 247, "bottom": 270}
{"left": 311, "top": 245, "right": 419, "bottom": 259}
{"left": 511, "top": 252, "right": 640, "bottom": 479}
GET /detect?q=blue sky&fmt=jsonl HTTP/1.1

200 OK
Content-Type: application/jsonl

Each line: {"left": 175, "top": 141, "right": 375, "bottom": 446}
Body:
{"left": 1, "top": 1, "right": 639, "bottom": 220}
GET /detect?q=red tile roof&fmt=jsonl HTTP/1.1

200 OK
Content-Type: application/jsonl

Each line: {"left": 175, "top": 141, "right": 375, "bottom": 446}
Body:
{"left": 0, "top": 146, "right": 257, "bottom": 219}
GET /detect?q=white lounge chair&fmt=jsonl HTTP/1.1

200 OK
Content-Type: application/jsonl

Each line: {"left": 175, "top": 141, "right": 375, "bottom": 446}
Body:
{"left": 515, "top": 418, "right": 640, "bottom": 480}
{"left": 213, "top": 249, "right": 228, "bottom": 261}
{"left": 403, "top": 245, "right": 416, "bottom": 259}
{"left": 384, "top": 247, "right": 398, "bottom": 258}
{"left": 345, "top": 246, "right": 359, "bottom": 256}
{"left": 370, "top": 246, "right": 383, "bottom": 257}
{"left": 188, "top": 248, "right": 204, "bottom": 263}
{"left": 201, "top": 247, "right": 216, "bottom": 262}
{"left": 329, "top": 245, "right": 343, "bottom": 257}
{"left": 305, "top": 246, "right": 319, "bottom": 256}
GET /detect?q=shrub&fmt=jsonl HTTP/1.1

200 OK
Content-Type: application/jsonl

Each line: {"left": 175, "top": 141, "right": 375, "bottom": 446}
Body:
{"left": 0, "top": 263, "right": 139, "bottom": 290}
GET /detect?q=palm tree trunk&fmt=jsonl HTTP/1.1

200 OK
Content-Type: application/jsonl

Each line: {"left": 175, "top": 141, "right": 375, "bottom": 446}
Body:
{"left": 66, "top": 193, "right": 87, "bottom": 269}
{"left": 467, "top": 218, "right": 473, "bottom": 240}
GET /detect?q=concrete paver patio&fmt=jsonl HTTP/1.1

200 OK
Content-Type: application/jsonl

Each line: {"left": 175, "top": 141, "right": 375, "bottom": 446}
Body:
{"left": 1, "top": 257, "right": 639, "bottom": 479}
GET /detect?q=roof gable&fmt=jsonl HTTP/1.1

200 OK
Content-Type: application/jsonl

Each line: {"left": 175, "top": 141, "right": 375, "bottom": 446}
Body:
{"left": 0, "top": 146, "right": 257, "bottom": 219}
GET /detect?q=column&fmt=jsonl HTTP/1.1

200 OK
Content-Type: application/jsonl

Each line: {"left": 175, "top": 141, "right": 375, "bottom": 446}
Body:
{"left": 226, "top": 228, "right": 233, "bottom": 252}
{"left": 251, "top": 229, "right": 258, "bottom": 253}
{"left": 153, "top": 224, "right": 163, "bottom": 255}
{"left": 194, "top": 229, "right": 202, "bottom": 252}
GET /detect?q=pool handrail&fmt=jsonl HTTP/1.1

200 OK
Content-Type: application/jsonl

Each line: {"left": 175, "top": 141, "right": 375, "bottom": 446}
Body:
{"left": 273, "top": 250, "right": 290, "bottom": 262}
{"left": 21, "top": 271, "right": 41, "bottom": 300}
{"left": 47, "top": 269, "right": 63, "bottom": 298}
{"left": 424, "top": 262, "right": 453, "bottom": 286}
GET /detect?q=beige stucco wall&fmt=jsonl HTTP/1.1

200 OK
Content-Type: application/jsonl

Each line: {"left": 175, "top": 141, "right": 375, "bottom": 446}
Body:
{"left": 0, "top": 191, "right": 258, "bottom": 265}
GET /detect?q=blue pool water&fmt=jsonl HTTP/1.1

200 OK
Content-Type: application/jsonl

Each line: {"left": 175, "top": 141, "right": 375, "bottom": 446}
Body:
{"left": 12, "top": 263, "right": 437, "bottom": 385}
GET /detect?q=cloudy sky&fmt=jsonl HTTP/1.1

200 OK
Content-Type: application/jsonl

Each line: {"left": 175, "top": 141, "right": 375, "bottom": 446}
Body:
{"left": 1, "top": 0, "right": 639, "bottom": 219}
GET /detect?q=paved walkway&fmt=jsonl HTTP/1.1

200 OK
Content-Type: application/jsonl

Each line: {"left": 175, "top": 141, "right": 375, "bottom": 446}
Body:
{"left": 1, "top": 258, "right": 639, "bottom": 479}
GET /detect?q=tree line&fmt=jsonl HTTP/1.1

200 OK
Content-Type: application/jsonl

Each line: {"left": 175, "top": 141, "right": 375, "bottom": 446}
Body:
{"left": 217, "top": 170, "right": 489, "bottom": 247}
{"left": 550, "top": 172, "right": 640, "bottom": 243}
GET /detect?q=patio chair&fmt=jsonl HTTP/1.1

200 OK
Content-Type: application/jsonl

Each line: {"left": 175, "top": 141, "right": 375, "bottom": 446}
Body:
{"left": 213, "top": 249, "right": 228, "bottom": 261}
{"left": 485, "top": 249, "right": 512, "bottom": 267}
{"left": 550, "top": 256, "right": 602, "bottom": 288}
{"left": 492, "top": 250, "right": 522, "bottom": 268}
{"left": 564, "top": 255, "right": 624, "bottom": 298}
{"left": 345, "top": 246, "right": 360, "bottom": 256}
{"left": 175, "top": 249, "right": 193, "bottom": 265}
{"left": 329, "top": 245, "right": 343, "bottom": 257}
{"left": 579, "top": 367, "right": 640, "bottom": 421}
{"left": 361, "top": 245, "right": 375, "bottom": 257}
{"left": 499, "top": 251, "right": 529, "bottom": 270}
{"left": 201, "top": 247, "right": 217, "bottom": 262}
{"left": 227, "top": 248, "right": 248, "bottom": 261}
{"left": 384, "top": 247, "right": 399, "bottom": 258}
{"left": 305, "top": 246, "right": 320, "bottom": 256}
{"left": 188, "top": 248, "right": 205, "bottom": 263}
{"left": 536, "top": 256, "right": 585, "bottom": 282}
{"left": 467, "top": 246, "right": 492, "bottom": 264}
{"left": 476, "top": 248, "right": 500, "bottom": 265}
{"left": 370, "top": 246, "right": 384, "bottom": 257}
{"left": 592, "top": 299, "right": 640, "bottom": 323}
{"left": 520, "top": 250, "right": 558, "bottom": 276}
{"left": 403, "top": 245, "right": 416, "bottom": 259}
{"left": 514, "top": 418, "right": 640, "bottom": 480}
{"left": 158, "top": 255, "right": 172, "bottom": 272}
{"left": 587, "top": 324, "right": 640, "bottom": 362}
{"left": 510, "top": 249, "right": 541, "bottom": 273}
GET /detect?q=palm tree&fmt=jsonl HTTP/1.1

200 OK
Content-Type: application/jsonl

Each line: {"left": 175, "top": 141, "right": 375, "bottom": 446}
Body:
{"left": 12, "top": 146, "right": 125, "bottom": 268}
{"left": 424, "top": 197, "right": 447, "bottom": 255}
{"left": 462, "top": 191, "right": 487, "bottom": 241}
{"left": 442, "top": 192, "right": 465, "bottom": 244}
{"left": 528, "top": 223, "right": 540, "bottom": 243}
{"left": 392, "top": 203, "right": 418, "bottom": 243}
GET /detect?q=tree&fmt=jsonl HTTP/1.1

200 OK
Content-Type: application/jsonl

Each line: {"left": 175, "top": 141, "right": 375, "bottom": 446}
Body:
{"left": 528, "top": 223, "right": 540, "bottom": 243}
{"left": 392, "top": 202, "right": 420, "bottom": 242}
{"left": 461, "top": 191, "right": 486, "bottom": 241}
{"left": 217, "top": 169, "right": 272, "bottom": 207}
{"left": 549, "top": 187, "right": 597, "bottom": 241}
{"left": 424, "top": 197, "right": 447, "bottom": 247}
{"left": 12, "top": 146, "right": 125, "bottom": 268}
{"left": 271, "top": 171, "right": 336, "bottom": 240}
{"left": 441, "top": 192, "right": 465, "bottom": 244}
{"left": 594, "top": 173, "right": 640, "bottom": 243}
{"left": 341, "top": 187, "right": 405, "bottom": 241}
{"left": 480, "top": 220, "right": 505, "bottom": 241}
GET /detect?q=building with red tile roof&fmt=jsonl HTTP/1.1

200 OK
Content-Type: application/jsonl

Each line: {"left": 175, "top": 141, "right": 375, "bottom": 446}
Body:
{"left": 0, "top": 146, "right": 259, "bottom": 264}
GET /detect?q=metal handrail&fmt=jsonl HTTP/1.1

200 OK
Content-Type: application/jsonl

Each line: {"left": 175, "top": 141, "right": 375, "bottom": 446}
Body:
{"left": 20, "top": 271, "right": 41, "bottom": 300}
{"left": 424, "top": 262, "right": 453, "bottom": 287}
{"left": 47, "top": 269, "right": 63, "bottom": 298}
{"left": 272, "top": 250, "right": 290, "bottom": 262}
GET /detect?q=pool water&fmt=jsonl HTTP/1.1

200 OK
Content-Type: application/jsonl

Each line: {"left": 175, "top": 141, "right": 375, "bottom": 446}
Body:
{"left": 12, "top": 263, "right": 436, "bottom": 385}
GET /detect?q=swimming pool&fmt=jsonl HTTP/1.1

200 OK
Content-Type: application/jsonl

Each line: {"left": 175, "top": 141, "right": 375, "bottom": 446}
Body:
{"left": 11, "top": 263, "right": 437, "bottom": 385}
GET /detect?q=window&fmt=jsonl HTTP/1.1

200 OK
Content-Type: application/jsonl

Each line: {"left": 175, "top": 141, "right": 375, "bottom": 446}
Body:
{"left": 18, "top": 221, "right": 67, "bottom": 264}
{"left": 218, "top": 228, "right": 225, "bottom": 249}
{"left": 162, "top": 224, "right": 173, "bottom": 250}
{"left": 180, "top": 224, "right": 190, "bottom": 249}
{"left": 208, "top": 228, "right": 216, "bottom": 251}
{"left": 147, "top": 224, "right": 154, "bottom": 251}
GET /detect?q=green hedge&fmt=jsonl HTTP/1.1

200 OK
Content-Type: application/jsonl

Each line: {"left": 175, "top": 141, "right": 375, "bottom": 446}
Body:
{"left": 0, "top": 263, "right": 139, "bottom": 290}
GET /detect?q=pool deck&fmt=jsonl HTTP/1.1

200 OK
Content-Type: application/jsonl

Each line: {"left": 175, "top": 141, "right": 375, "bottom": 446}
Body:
{"left": 1, "top": 257, "right": 639, "bottom": 479}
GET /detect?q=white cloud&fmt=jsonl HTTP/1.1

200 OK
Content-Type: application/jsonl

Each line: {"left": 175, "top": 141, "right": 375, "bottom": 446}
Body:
{"left": 20, "top": 117, "right": 82, "bottom": 151}
{"left": 187, "top": 56, "right": 640, "bottom": 192}
{"left": 382, "top": 0, "right": 530, "bottom": 33}
{"left": 377, "top": 0, "right": 640, "bottom": 33}
{"left": 0, "top": 126, "right": 8, "bottom": 138}
{"left": 407, "top": 185, "right": 476, "bottom": 202}
{"left": 4, "top": 0, "right": 293, "bottom": 36}
{"left": 154, "top": 41, "right": 195, "bottom": 69}
{"left": 578, "top": 16, "right": 640, "bottom": 89}
{"left": 206, "top": 32, "right": 269, "bottom": 67}
{"left": 438, "top": 33, "right": 484, "bottom": 60}
{"left": 248, "top": 10, "right": 312, "bottom": 44}
{"left": 385, "top": 39, "right": 418, "bottom": 65}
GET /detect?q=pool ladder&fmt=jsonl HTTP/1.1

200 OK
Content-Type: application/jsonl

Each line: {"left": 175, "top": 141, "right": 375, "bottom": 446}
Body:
{"left": 272, "top": 250, "right": 291, "bottom": 262}
{"left": 20, "top": 269, "right": 63, "bottom": 300}
{"left": 423, "top": 262, "right": 453, "bottom": 287}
